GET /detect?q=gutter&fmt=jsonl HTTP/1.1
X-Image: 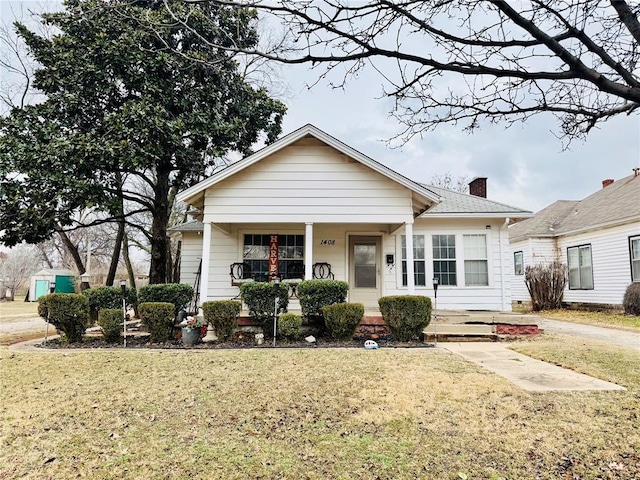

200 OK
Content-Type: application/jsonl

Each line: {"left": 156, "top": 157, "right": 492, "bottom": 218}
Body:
{"left": 499, "top": 217, "right": 510, "bottom": 311}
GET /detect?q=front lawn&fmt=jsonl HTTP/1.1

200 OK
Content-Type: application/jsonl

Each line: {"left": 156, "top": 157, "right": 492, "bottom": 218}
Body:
{"left": 1, "top": 337, "right": 638, "bottom": 479}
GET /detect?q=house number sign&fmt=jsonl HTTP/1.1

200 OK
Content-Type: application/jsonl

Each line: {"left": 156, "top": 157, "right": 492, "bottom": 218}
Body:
{"left": 320, "top": 239, "right": 336, "bottom": 245}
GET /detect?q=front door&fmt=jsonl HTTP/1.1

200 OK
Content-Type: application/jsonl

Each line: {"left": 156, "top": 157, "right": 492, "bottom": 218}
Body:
{"left": 349, "top": 236, "right": 381, "bottom": 308}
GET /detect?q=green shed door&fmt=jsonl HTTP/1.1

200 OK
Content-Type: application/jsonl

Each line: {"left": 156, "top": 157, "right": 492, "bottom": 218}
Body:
{"left": 55, "top": 275, "right": 75, "bottom": 293}
{"left": 35, "top": 280, "right": 50, "bottom": 300}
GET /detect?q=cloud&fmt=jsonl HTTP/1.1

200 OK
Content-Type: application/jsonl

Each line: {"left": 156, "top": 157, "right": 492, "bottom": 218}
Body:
{"left": 281, "top": 63, "right": 639, "bottom": 213}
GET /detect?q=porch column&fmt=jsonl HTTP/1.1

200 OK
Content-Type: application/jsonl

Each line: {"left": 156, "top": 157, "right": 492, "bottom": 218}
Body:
{"left": 405, "top": 222, "right": 415, "bottom": 294}
{"left": 199, "top": 221, "right": 212, "bottom": 306}
{"left": 305, "top": 222, "right": 313, "bottom": 280}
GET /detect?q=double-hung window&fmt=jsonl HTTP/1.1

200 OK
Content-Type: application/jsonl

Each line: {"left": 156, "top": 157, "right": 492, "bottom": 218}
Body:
{"left": 464, "top": 234, "right": 489, "bottom": 286}
{"left": 243, "top": 234, "right": 304, "bottom": 281}
{"left": 630, "top": 236, "right": 640, "bottom": 282}
{"left": 567, "top": 244, "right": 593, "bottom": 290}
{"left": 401, "top": 235, "right": 426, "bottom": 286}
{"left": 514, "top": 251, "right": 524, "bottom": 275}
{"left": 432, "top": 235, "right": 456, "bottom": 286}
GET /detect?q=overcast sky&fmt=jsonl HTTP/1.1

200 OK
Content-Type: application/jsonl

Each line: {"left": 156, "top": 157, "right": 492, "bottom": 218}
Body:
{"left": 278, "top": 62, "right": 640, "bottom": 213}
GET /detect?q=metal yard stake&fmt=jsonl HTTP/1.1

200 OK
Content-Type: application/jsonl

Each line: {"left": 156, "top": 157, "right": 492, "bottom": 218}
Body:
{"left": 43, "top": 281, "right": 56, "bottom": 346}
{"left": 432, "top": 277, "right": 439, "bottom": 347}
{"left": 273, "top": 276, "right": 280, "bottom": 347}
{"left": 121, "top": 280, "right": 127, "bottom": 348}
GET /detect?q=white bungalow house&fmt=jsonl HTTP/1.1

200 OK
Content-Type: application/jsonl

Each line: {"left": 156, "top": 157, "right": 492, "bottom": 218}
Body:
{"left": 510, "top": 171, "right": 640, "bottom": 307}
{"left": 174, "top": 124, "right": 532, "bottom": 311}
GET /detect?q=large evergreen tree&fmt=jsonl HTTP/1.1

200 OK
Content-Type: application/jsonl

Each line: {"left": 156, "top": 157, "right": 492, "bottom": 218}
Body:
{"left": 0, "top": 0, "right": 286, "bottom": 283}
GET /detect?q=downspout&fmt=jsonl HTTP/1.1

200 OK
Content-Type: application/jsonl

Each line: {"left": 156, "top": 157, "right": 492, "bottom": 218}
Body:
{"left": 499, "top": 218, "right": 510, "bottom": 311}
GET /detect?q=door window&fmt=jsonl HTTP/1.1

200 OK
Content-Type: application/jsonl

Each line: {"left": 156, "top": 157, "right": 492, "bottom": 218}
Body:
{"left": 354, "top": 244, "right": 376, "bottom": 288}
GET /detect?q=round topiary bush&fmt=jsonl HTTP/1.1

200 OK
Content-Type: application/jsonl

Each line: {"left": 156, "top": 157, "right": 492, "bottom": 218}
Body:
{"left": 277, "top": 313, "right": 302, "bottom": 340}
{"left": 38, "top": 293, "right": 89, "bottom": 343}
{"left": 84, "top": 286, "right": 137, "bottom": 323}
{"left": 98, "top": 308, "right": 123, "bottom": 343}
{"left": 322, "top": 303, "right": 364, "bottom": 340}
{"left": 138, "top": 284, "right": 193, "bottom": 315}
{"left": 240, "top": 282, "right": 289, "bottom": 336}
{"left": 202, "top": 300, "right": 241, "bottom": 342}
{"left": 378, "top": 295, "right": 431, "bottom": 342}
{"left": 297, "top": 280, "right": 349, "bottom": 324}
{"left": 623, "top": 283, "right": 640, "bottom": 316}
{"left": 138, "top": 302, "right": 174, "bottom": 343}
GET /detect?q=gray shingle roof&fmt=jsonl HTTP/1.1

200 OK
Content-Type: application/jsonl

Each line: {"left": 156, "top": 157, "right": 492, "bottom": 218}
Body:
{"left": 168, "top": 221, "right": 203, "bottom": 232}
{"left": 509, "top": 173, "right": 640, "bottom": 242}
{"left": 422, "top": 185, "right": 532, "bottom": 216}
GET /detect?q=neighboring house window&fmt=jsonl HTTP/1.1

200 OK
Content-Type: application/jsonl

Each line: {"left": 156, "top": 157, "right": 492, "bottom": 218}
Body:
{"left": 464, "top": 234, "right": 489, "bottom": 286}
{"left": 631, "top": 236, "right": 640, "bottom": 282}
{"left": 514, "top": 251, "right": 524, "bottom": 275}
{"left": 567, "top": 244, "right": 594, "bottom": 290}
{"left": 401, "top": 235, "right": 426, "bottom": 286}
{"left": 432, "top": 235, "right": 456, "bottom": 286}
{"left": 243, "top": 234, "right": 304, "bottom": 281}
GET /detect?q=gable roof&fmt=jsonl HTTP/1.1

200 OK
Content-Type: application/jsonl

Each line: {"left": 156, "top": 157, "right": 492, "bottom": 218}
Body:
{"left": 421, "top": 185, "right": 532, "bottom": 218}
{"left": 509, "top": 173, "right": 640, "bottom": 242}
{"left": 176, "top": 124, "right": 441, "bottom": 211}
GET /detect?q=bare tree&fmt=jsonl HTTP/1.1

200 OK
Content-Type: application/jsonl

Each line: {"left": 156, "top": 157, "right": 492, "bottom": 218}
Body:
{"left": 429, "top": 172, "right": 470, "bottom": 193}
{"left": 173, "top": 1, "right": 640, "bottom": 143}
{"left": 0, "top": 244, "right": 44, "bottom": 300}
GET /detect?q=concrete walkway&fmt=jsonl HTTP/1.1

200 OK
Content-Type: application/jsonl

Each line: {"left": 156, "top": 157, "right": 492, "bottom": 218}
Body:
{"left": 538, "top": 318, "right": 640, "bottom": 351}
{"left": 445, "top": 343, "right": 626, "bottom": 392}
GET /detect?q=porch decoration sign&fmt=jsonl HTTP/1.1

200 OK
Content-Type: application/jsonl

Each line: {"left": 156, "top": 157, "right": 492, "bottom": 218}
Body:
{"left": 269, "top": 235, "right": 278, "bottom": 278}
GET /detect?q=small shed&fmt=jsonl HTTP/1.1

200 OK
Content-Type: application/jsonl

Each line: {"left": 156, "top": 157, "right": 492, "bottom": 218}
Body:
{"left": 28, "top": 269, "right": 76, "bottom": 301}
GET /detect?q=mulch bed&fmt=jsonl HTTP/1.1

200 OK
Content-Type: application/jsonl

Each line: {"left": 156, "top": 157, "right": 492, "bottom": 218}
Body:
{"left": 35, "top": 333, "right": 431, "bottom": 350}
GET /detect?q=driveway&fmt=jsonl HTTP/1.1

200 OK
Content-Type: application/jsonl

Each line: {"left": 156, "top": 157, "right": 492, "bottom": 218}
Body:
{"left": 538, "top": 318, "right": 640, "bottom": 351}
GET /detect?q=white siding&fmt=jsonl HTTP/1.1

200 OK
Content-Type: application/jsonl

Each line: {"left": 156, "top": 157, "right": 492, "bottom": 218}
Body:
{"left": 559, "top": 222, "right": 640, "bottom": 305}
{"left": 510, "top": 222, "right": 640, "bottom": 306}
{"left": 510, "top": 237, "right": 556, "bottom": 302}
{"left": 202, "top": 140, "right": 414, "bottom": 224}
{"left": 178, "top": 232, "right": 203, "bottom": 289}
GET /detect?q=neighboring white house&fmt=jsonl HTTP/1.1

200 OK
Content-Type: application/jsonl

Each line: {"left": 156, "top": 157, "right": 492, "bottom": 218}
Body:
{"left": 174, "top": 124, "right": 532, "bottom": 311}
{"left": 510, "top": 171, "right": 640, "bottom": 307}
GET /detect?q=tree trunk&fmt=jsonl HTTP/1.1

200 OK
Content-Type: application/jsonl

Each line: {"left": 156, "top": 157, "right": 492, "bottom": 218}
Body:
{"left": 105, "top": 219, "right": 125, "bottom": 286}
{"left": 122, "top": 232, "right": 136, "bottom": 289}
{"left": 56, "top": 227, "right": 86, "bottom": 274}
{"left": 148, "top": 167, "right": 170, "bottom": 284}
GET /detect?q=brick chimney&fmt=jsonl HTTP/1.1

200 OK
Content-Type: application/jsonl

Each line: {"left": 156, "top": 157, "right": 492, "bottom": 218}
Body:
{"left": 602, "top": 179, "right": 614, "bottom": 188}
{"left": 469, "top": 177, "right": 487, "bottom": 198}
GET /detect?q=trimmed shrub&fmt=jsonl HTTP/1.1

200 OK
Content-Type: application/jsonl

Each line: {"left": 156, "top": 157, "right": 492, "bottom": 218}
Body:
{"left": 84, "top": 286, "right": 137, "bottom": 323}
{"left": 322, "top": 303, "right": 364, "bottom": 340}
{"left": 623, "top": 283, "right": 640, "bottom": 316}
{"left": 202, "top": 300, "right": 241, "bottom": 342}
{"left": 297, "top": 280, "right": 349, "bottom": 323}
{"left": 138, "top": 284, "right": 193, "bottom": 315}
{"left": 240, "top": 282, "right": 289, "bottom": 337}
{"left": 138, "top": 302, "right": 174, "bottom": 342}
{"left": 98, "top": 308, "right": 123, "bottom": 343}
{"left": 38, "top": 293, "right": 89, "bottom": 343}
{"left": 278, "top": 313, "right": 302, "bottom": 340}
{"left": 378, "top": 295, "right": 431, "bottom": 342}
{"left": 524, "top": 261, "right": 567, "bottom": 311}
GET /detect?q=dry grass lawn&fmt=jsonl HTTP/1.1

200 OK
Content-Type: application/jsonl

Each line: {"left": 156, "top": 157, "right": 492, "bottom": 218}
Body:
{"left": 1, "top": 336, "right": 639, "bottom": 479}
{"left": 512, "top": 305, "right": 640, "bottom": 330}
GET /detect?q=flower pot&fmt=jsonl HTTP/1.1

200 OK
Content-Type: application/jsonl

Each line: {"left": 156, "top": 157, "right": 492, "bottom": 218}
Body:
{"left": 181, "top": 327, "right": 200, "bottom": 347}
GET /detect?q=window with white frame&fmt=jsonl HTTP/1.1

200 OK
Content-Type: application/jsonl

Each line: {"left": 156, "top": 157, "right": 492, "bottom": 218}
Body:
{"left": 243, "top": 234, "right": 304, "bottom": 281}
{"left": 464, "top": 234, "right": 489, "bottom": 286}
{"left": 401, "top": 235, "right": 426, "bottom": 286}
{"left": 514, "top": 251, "right": 524, "bottom": 275}
{"left": 630, "top": 236, "right": 640, "bottom": 282}
{"left": 432, "top": 235, "right": 456, "bottom": 286}
{"left": 567, "top": 244, "right": 593, "bottom": 290}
